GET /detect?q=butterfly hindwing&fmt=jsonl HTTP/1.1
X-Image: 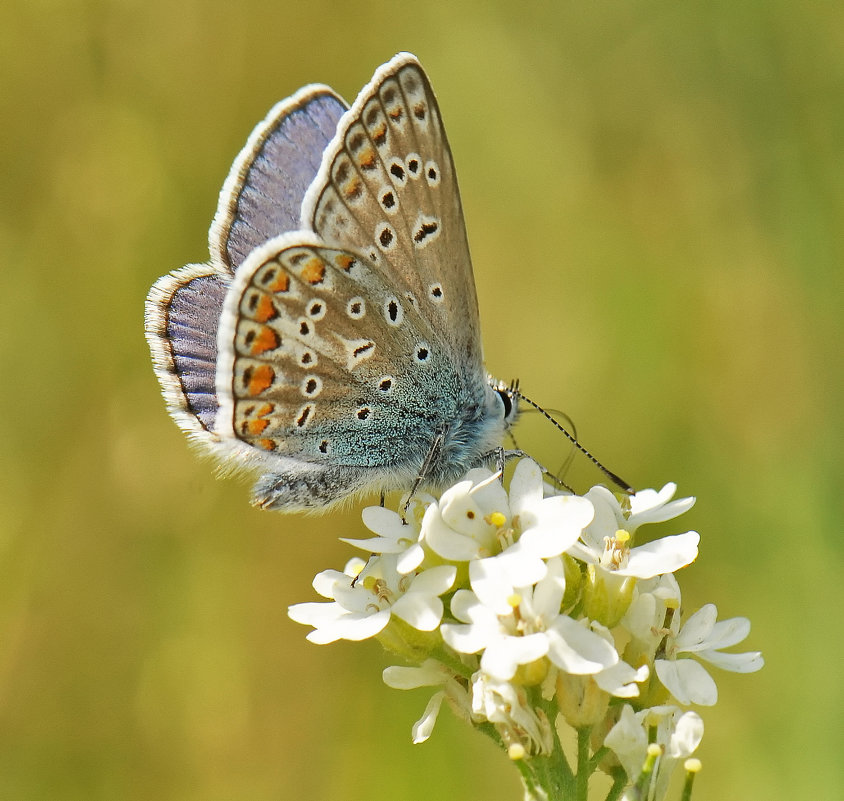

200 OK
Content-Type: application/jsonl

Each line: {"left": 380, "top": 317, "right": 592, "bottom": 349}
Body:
{"left": 215, "top": 233, "right": 456, "bottom": 472}
{"left": 147, "top": 89, "right": 348, "bottom": 450}
{"left": 211, "top": 87, "right": 348, "bottom": 273}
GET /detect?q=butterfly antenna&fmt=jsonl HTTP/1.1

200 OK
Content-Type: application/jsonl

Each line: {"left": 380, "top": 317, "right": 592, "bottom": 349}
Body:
{"left": 515, "top": 390, "right": 635, "bottom": 493}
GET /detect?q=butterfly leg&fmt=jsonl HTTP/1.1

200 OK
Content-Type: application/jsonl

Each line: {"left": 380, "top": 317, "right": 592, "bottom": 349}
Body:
{"left": 400, "top": 426, "right": 446, "bottom": 523}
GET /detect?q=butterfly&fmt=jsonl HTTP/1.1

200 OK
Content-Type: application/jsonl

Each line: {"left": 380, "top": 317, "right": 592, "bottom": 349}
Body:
{"left": 145, "top": 53, "right": 519, "bottom": 511}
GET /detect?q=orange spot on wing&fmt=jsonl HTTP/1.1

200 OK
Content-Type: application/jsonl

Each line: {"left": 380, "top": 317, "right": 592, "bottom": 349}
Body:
{"left": 335, "top": 254, "right": 355, "bottom": 272}
{"left": 267, "top": 271, "right": 290, "bottom": 293}
{"left": 244, "top": 418, "right": 270, "bottom": 435}
{"left": 253, "top": 294, "right": 278, "bottom": 323}
{"left": 257, "top": 438, "right": 277, "bottom": 451}
{"left": 251, "top": 326, "right": 280, "bottom": 356}
{"left": 344, "top": 177, "right": 363, "bottom": 200}
{"left": 301, "top": 257, "right": 326, "bottom": 285}
{"left": 358, "top": 148, "right": 377, "bottom": 170}
{"left": 246, "top": 364, "right": 275, "bottom": 396}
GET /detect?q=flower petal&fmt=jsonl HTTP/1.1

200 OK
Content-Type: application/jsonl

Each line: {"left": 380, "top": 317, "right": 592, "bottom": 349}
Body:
{"left": 655, "top": 658, "right": 718, "bottom": 705}
{"left": 546, "top": 617, "right": 619, "bottom": 674}
{"left": 391, "top": 593, "right": 444, "bottom": 631}
{"left": 412, "top": 690, "right": 445, "bottom": 743}
{"left": 617, "top": 531, "right": 700, "bottom": 578}
{"left": 698, "top": 649, "right": 764, "bottom": 673}
{"left": 481, "top": 633, "right": 548, "bottom": 680}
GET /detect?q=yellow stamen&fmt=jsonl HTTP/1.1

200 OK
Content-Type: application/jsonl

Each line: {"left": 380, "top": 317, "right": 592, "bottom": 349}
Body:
{"left": 487, "top": 511, "right": 507, "bottom": 527}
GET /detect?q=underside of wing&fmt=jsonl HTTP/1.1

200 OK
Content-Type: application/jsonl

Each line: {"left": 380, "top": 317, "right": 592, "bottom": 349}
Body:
{"left": 210, "top": 87, "right": 348, "bottom": 273}
{"left": 214, "top": 232, "right": 472, "bottom": 472}
{"left": 145, "top": 264, "right": 230, "bottom": 444}
{"left": 302, "top": 53, "right": 484, "bottom": 367}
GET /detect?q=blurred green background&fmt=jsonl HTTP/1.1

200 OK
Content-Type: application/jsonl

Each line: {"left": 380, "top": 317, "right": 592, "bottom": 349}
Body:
{"left": 1, "top": 1, "right": 840, "bottom": 799}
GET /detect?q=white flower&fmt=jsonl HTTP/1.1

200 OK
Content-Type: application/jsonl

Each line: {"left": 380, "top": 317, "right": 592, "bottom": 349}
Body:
{"left": 586, "top": 623, "right": 650, "bottom": 697}
{"left": 655, "top": 603, "right": 764, "bottom": 706}
{"left": 423, "top": 468, "right": 510, "bottom": 561}
{"left": 342, "top": 493, "right": 434, "bottom": 574}
{"left": 382, "top": 660, "right": 471, "bottom": 743}
{"left": 605, "top": 704, "right": 704, "bottom": 799}
{"left": 422, "top": 459, "right": 593, "bottom": 566}
{"left": 471, "top": 671, "right": 553, "bottom": 756}
{"left": 569, "top": 485, "right": 699, "bottom": 579}
{"left": 507, "top": 459, "right": 595, "bottom": 560}
{"left": 622, "top": 574, "right": 683, "bottom": 660}
{"left": 442, "top": 557, "right": 618, "bottom": 680}
{"left": 288, "top": 555, "right": 456, "bottom": 644}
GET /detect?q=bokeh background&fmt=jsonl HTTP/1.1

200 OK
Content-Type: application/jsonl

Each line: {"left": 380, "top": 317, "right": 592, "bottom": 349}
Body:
{"left": 1, "top": 1, "right": 841, "bottom": 799}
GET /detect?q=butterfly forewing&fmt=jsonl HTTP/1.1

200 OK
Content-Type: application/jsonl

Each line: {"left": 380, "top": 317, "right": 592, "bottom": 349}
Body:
{"left": 303, "top": 55, "right": 484, "bottom": 369}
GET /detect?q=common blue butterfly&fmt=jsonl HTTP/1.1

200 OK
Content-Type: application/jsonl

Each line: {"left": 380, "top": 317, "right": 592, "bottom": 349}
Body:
{"left": 145, "top": 53, "right": 519, "bottom": 510}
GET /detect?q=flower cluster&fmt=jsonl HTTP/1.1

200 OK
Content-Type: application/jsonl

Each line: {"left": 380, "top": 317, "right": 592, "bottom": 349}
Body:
{"left": 289, "top": 460, "right": 763, "bottom": 800}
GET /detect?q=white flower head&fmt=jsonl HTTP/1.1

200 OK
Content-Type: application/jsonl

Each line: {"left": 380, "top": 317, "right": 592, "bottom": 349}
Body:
{"left": 605, "top": 704, "right": 704, "bottom": 798}
{"left": 423, "top": 468, "right": 511, "bottom": 561}
{"left": 442, "top": 557, "right": 618, "bottom": 680}
{"left": 655, "top": 603, "right": 765, "bottom": 706}
{"left": 343, "top": 493, "right": 435, "bottom": 574}
{"left": 471, "top": 671, "right": 554, "bottom": 756}
{"left": 382, "top": 659, "right": 472, "bottom": 743}
{"left": 569, "top": 485, "right": 699, "bottom": 579}
{"left": 288, "top": 554, "right": 456, "bottom": 644}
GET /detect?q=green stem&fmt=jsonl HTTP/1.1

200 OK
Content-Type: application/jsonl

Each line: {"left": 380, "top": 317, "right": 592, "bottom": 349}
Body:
{"left": 576, "top": 727, "right": 591, "bottom": 800}
{"left": 604, "top": 769, "right": 627, "bottom": 801}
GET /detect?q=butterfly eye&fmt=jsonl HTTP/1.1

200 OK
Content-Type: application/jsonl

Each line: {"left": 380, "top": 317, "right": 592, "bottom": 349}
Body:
{"left": 494, "top": 387, "right": 518, "bottom": 425}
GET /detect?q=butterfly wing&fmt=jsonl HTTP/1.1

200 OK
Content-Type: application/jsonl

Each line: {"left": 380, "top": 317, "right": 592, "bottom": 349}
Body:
{"left": 211, "top": 87, "right": 348, "bottom": 273}
{"left": 214, "top": 233, "right": 461, "bottom": 508}
{"left": 146, "top": 87, "right": 347, "bottom": 448}
{"left": 302, "top": 53, "right": 484, "bottom": 371}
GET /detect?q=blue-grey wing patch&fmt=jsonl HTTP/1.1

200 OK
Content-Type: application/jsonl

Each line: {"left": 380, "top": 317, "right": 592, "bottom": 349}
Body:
{"left": 146, "top": 265, "right": 230, "bottom": 439}
{"left": 210, "top": 88, "right": 348, "bottom": 272}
